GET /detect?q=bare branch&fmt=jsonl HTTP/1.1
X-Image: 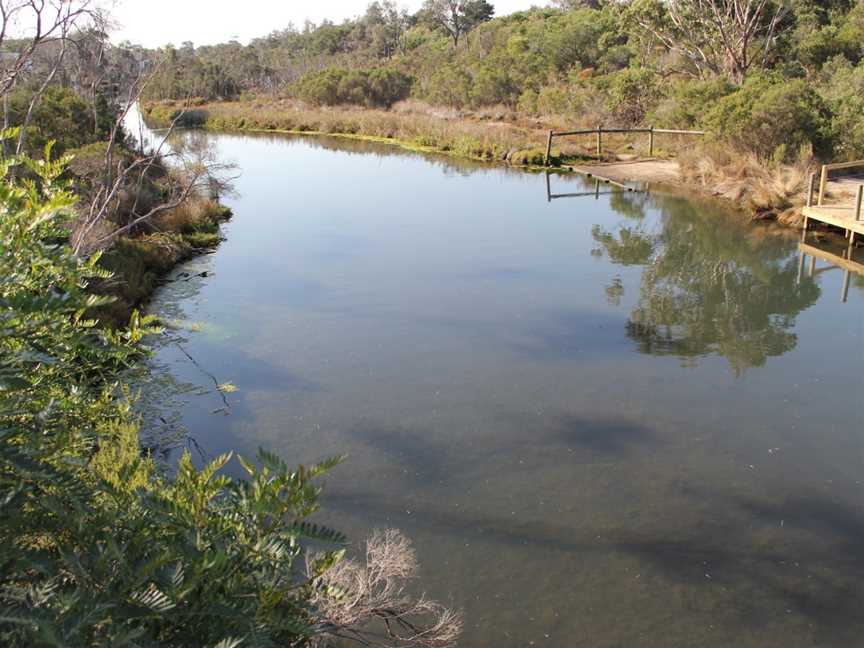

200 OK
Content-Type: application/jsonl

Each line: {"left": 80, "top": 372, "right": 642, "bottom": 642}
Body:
{"left": 308, "top": 529, "right": 462, "bottom": 648}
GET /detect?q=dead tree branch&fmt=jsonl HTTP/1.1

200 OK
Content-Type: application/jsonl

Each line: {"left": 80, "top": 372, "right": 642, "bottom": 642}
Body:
{"left": 308, "top": 529, "right": 462, "bottom": 648}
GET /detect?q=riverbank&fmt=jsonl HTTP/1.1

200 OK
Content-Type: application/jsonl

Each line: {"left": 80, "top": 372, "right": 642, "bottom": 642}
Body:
{"left": 92, "top": 197, "right": 232, "bottom": 326}
{"left": 142, "top": 99, "right": 828, "bottom": 229}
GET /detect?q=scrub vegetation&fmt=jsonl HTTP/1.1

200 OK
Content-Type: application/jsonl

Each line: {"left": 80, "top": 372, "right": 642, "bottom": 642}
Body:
{"left": 140, "top": 0, "right": 864, "bottom": 218}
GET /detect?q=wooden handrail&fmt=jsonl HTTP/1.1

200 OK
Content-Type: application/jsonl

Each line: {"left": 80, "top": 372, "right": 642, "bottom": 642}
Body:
{"left": 823, "top": 160, "right": 864, "bottom": 172}
{"left": 652, "top": 128, "right": 706, "bottom": 135}
{"left": 544, "top": 125, "right": 705, "bottom": 166}
{"left": 817, "top": 160, "right": 864, "bottom": 206}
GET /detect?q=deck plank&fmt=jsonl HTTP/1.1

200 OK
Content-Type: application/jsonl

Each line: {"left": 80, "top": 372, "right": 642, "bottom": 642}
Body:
{"left": 802, "top": 205, "right": 864, "bottom": 235}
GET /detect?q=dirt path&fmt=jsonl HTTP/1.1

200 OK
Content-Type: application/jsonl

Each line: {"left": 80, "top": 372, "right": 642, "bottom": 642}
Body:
{"left": 567, "top": 159, "right": 681, "bottom": 186}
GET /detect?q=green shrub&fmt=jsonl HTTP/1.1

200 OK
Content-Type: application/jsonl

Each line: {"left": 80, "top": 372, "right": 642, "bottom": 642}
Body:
{"left": 537, "top": 84, "right": 576, "bottom": 116}
{"left": 6, "top": 85, "right": 113, "bottom": 155}
{"left": 819, "top": 56, "right": 864, "bottom": 159}
{"left": 517, "top": 88, "right": 539, "bottom": 114}
{"left": 704, "top": 74, "right": 833, "bottom": 160}
{"left": 471, "top": 66, "right": 518, "bottom": 107}
{"left": 606, "top": 67, "right": 664, "bottom": 125}
{"left": 649, "top": 78, "right": 736, "bottom": 129}
{"left": 420, "top": 64, "right": 473, "bottom": 108}
{"left": 295, "top": 67, "right": 413, "bottom": 108}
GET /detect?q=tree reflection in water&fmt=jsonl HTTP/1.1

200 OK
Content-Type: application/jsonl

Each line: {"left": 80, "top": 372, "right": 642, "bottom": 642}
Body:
{"left": 592, "top": 192, "right": 821, "bottom": 375}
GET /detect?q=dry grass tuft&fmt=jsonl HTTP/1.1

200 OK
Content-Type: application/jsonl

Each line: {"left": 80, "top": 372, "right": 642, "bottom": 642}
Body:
{"left": 152, "top": 198, "right": 225, "bottom": 234}
{"left": 309, "top": 529, "right": 462, "bottom": 648}
{"left": 680, "top": 144, "right": 815, "bottom": 221}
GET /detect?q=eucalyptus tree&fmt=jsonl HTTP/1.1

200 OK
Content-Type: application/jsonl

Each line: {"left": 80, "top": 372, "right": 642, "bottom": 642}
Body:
{"left": 420, "top": 0, "right": 495, "bottom": 47}
{"left": 625, "top": 0, "right": 791, "bottom": 83}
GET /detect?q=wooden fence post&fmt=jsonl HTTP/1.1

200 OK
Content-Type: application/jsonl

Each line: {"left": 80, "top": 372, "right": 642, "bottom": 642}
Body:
{"left": 806, "top": 172, "right": 816, "bottom": 207}
{"left": 596, "top": 124, "right": 603, "bottom": 157}
{"left": 545, "top": 130, "right": 553, "bottom": 167}
{"left": 818, "top": 165, "right": 828, "bottom": 206}
{"left": 648, "top": 126, "right": 654, "bottom": 157}
{"left": 855, "top": 185, "right": 863, "bottom": 221}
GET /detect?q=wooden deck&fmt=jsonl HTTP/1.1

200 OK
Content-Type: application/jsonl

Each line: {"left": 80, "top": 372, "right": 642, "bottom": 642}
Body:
{"left": 803, "top": 160, "right": 864, "bottom": 240}
{"left": 802, "top": 205, "right": 864, "bottom": 239}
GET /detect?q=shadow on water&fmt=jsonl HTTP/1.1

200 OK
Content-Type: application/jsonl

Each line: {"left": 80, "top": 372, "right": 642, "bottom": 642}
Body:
{"left": 618, "top": 488, "right": 864, "bottom": 641}
{"left": 553, "top": 413, "right": 661, "bottom": 455}
{"left": 346, "top": 413, "right": 662, "bottom": 489}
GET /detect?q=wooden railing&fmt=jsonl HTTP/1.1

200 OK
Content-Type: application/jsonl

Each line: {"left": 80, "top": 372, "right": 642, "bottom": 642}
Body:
{"left": 813, "top": 160, "right": 864, "bottom": 207}
{"left": 806, "top": 160, "right": 864, "bottom": 222}
{"left": 544, "top": 125, "right": 705, "bottom": 166}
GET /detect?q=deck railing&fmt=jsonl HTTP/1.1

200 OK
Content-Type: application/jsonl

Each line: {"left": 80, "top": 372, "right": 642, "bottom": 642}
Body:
{"left": 815, "top": 160, "right": 864, "bottom": 207}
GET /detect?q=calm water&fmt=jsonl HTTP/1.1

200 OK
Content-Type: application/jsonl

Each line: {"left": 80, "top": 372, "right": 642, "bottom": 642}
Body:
{"left": 140, "top": 130, "right": 864, "bottom": 647}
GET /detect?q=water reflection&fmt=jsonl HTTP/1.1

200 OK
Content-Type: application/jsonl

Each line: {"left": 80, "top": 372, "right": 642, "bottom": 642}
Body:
{"left": 590, "top": 194, "right": 821, "bottom": 374}
{"left": 799, "top": 235, "right": 864, "bottom": 303}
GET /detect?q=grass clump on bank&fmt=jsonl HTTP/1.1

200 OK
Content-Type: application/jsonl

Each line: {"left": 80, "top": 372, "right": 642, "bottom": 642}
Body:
{"left": 680, "top": 144, "right": 816, "bottom": 224}
{"left": 94, "top": 198, "right": 232, "bottom": 326}
{"left": 143, "top": 99, "right": 628, "bottom": 168}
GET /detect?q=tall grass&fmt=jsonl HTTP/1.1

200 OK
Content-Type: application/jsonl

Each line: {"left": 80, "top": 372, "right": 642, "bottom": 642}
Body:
{"left": 143, "top": 98, "right": 698, "bottom": 166}
{"left": 680, "top": 143, "right": 815, "bottom": 224}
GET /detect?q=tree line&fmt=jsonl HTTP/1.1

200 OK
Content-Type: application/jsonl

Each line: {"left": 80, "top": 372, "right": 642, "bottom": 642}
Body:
{"left": 142, "top": 0, "right": 864, "bottom": 161}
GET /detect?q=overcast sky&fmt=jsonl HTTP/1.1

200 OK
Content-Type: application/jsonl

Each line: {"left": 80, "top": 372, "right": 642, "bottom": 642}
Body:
{"left": 110, "top": 0, "right": 543, "bottom": 48}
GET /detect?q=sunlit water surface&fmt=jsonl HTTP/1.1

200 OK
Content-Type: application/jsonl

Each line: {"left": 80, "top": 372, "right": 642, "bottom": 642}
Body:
{"left": 138, "top": 129, "right": 864, "bottom": 648}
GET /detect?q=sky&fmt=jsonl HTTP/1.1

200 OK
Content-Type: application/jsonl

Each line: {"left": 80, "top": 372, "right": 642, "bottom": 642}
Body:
{"left": 110, "top": 0, "right": 543, "bottom": 48}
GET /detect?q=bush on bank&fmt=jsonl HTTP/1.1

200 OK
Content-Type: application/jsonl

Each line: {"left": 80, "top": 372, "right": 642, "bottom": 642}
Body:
{"left": 703, "top": 74, "right": 834, "bottom": 162}
{"left": 294, "top": 67, "right": 413, "bottom": 108}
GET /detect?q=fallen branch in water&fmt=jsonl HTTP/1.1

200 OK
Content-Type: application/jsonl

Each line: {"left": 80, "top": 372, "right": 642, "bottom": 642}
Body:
{"left": 174, "top": 342, "right": 232, "bottom": 414}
